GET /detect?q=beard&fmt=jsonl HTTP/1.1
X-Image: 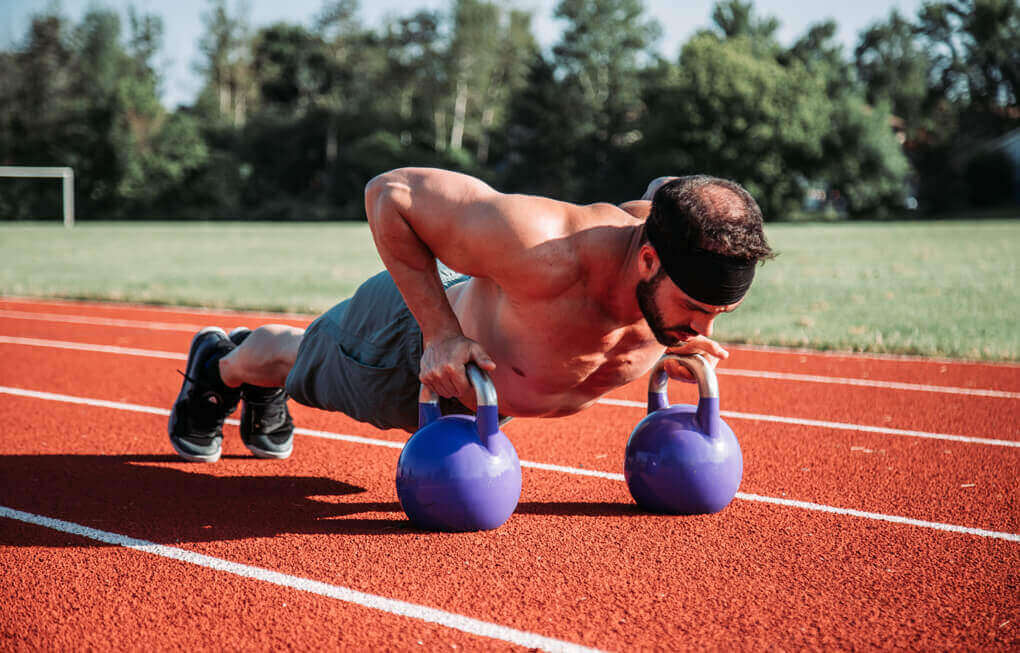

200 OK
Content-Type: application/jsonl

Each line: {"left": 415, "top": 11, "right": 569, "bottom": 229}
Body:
{"left": 636, "top": 271, "right": 676, "bottom": 347}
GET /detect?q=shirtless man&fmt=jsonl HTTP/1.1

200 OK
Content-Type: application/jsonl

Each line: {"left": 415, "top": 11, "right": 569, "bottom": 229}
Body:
{"left": 168, "top": 169, "right": 773, "bottom": 462}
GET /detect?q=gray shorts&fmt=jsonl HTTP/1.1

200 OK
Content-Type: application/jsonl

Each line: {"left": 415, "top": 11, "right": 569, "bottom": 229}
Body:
{"left": 285, "top": 267, "right": 470, "bottom": 432}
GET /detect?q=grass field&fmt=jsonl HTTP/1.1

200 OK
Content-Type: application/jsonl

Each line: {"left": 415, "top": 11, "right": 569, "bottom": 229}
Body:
{"left": 1, "top": 219, "right": 1017, "bottom": 360}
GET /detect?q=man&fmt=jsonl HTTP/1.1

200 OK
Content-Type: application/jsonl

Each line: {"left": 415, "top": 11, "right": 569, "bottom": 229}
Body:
{"left": 168, "top": 169, "right": 774, "bottom": 462}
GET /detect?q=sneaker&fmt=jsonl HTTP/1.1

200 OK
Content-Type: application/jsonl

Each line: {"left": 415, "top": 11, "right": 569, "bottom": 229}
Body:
{"left": 168, "top": 327, "right": 242, "bottom": 462}
{"left": 229, "top": 327, "right": 295, "bottom": 460}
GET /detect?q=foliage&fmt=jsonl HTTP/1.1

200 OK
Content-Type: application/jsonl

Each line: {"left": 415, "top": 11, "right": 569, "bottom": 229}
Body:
{"left": 855, "top": 0, "right": 1020, "bottom": 211}
{"left": 0, "top": 0, "right": 1015, "bottom": 221}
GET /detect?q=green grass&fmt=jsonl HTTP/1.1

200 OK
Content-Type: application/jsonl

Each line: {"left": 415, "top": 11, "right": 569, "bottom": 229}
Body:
{"left": 1, "top": 219, "right": 1017, "bottom": 361}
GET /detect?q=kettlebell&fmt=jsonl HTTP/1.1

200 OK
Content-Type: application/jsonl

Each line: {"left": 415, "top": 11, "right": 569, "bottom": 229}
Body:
{"left": 624, "top": 354, "right": 743, "bottom": 515}
{"left": 395, "top": 364, "right": 522, "bottom": 531}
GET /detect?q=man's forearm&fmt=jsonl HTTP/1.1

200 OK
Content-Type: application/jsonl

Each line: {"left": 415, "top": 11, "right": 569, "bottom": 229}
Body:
{"left": 364, "top": 175, "right": 463, "bottom": 344}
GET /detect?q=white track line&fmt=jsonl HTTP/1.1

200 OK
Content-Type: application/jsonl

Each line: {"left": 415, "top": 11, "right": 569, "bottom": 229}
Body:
{"left": 10, "top": 334, "right": 1016, "bottom": 399}
{"left": 2, "top": 336, "right": 1016, "bottom": 446}
{"left": 1, "top": 296, "right": 315, "bottom": 321}
{"left": 729, "top": 343, "right": 1020, "bottom": 367}
{"left": 9, "top": 297, "right": 1020, "bottom": 367}
{"left": 595, "top": 398, "right": 1018, "bottom": 447}
{"left": 0, "top": 336, "right": 188, "bottom": 360}
{"left": 0, "top": 505, "right": 600, "bottom": 653}
{"left": 2, "top": 385, "right": 1017, "bottom": 543}
{"left": 717, "top": 368, "right": 1020, "bottom": 399}
{"left": 0, "top": 309, "right": 208, "bottom": 332}
{"left": 4, "top": 335, "right": 1020, "bottom": 446}
{"left": 3, "top": 309, "right": 1019, "bottom": 394}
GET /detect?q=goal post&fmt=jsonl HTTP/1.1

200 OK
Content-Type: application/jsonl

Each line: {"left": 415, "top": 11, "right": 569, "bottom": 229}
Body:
{"left": 0, "top": 166, "right": 76, "bottom": 228}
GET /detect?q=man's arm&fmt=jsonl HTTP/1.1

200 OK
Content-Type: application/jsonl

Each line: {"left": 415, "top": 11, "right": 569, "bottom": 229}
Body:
{"left": 364, "top": 167, "right": 573, "bottom": 399}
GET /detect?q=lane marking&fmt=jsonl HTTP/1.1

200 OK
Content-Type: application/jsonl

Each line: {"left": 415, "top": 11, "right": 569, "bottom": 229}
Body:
{"left": 0, "top": 296, "right": 314, "bottom": 321}
{"left": 729, "top": 343, "right": 1020, "bottom": 368}
{"left": 0, "top": 309, "right": 208, "bottom": 332}
{"left": 2, "top": 385, "right": 1017, "bottom": 542}
{"left": 716, "top": 368, "right": 1020, "bottom": 399}
{"left": 7, "top": 297, "right": 1018, "bottom": 368}
{"left": 3, "top": 334, "right": 1019, "bottom": 444}
{"left": 0, "top": 505, "right": 601, "bottom": 653}
{"left": 734, "top": 493, "right": 1019, "bottom": 542}
{"left": 2, "top": 313, "right": 1017, "bottom": 394}
{"left": 595, "top": 398, "right": 1017, "bottom": 447}
{"left": 2, "top": 335, "right": 1017, "bottom": 446}
{"left": 0, "top": 336, "right": 188, "bottom": 360}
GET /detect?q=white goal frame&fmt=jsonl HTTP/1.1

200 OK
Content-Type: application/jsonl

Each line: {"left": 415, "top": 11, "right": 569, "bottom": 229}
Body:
{"left": 0, "top": 166, "right": 76, "bottom": 228}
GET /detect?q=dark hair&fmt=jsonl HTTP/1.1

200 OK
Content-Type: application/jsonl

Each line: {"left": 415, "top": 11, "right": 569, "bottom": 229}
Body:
{"left": 644, "top": 176, "right": 775, "bottom": 263}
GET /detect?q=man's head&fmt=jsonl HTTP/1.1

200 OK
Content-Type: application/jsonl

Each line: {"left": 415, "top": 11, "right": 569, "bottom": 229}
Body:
{"left": 637, "top": 176, "right": 774, "bottom": 346}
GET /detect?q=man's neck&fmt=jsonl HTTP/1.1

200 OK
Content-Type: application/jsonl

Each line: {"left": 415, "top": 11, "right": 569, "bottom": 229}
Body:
{"left": 590, "top": 223, "right": 647, "bottom": 327}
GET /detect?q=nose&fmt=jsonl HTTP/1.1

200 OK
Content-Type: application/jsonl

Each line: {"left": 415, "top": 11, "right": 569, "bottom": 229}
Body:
{"left": 691, "top": 314, "right": 715, "bottom": 338}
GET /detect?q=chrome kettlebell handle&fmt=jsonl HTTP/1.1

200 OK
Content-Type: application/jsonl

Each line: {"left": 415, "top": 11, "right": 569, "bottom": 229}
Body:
{"left": 418, "top": 364, "right": 500, "bottom": 441}
{"left": 647, "top": 354, "right": 722, "bottom": 437}
{"left": 648, "top": 354, "right": 719, "bottom": 403}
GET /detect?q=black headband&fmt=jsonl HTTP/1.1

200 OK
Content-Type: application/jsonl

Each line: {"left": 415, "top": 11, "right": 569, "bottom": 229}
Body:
{"left": 646, "top": 220, "right": 756, "bottom": 306}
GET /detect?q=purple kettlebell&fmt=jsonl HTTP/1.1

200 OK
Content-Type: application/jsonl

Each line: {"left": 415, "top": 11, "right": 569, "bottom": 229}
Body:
{"left": 396, "top": 364, "right": 521, "bottom": 532}
{"left": 624, "top": 354, "right": 743, "bottom": 515}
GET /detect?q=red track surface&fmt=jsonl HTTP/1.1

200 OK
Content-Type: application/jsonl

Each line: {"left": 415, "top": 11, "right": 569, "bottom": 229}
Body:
{"left": 1, "top": 298, "right": 1017, "bottom": 650}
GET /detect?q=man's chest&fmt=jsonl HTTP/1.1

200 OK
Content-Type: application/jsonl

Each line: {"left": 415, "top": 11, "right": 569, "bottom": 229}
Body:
{"left": 463, "top": 292, "right": 662, "bottom": 413}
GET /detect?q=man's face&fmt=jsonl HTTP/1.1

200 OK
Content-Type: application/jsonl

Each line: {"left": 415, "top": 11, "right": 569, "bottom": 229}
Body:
{"left": 636, "top": 269, "right": 742, "bottom": 347}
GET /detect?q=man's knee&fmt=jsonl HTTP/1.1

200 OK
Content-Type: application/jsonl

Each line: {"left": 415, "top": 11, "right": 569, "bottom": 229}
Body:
{"left": 228, "top": 325, "right": 303, "bottom": 386}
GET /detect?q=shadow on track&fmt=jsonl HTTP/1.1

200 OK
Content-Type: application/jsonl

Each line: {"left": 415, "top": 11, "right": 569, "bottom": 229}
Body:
{"left": 515, "top": 501, "right": 644, "bottom": 517}
{"left": 0, "top": 454, "right": 417, "bottom": 543}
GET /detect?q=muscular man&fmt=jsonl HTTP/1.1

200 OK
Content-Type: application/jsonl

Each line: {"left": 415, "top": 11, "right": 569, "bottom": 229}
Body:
{"left": 168, "top": 169, "right": 774, "bottom": 462}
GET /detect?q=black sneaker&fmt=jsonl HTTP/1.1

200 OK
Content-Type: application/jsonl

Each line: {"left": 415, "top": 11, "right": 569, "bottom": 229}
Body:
{"left": 168, "top": 327, "right": 242, "bottom": 462}
{"left": 229, "top": 327, "right": 295, "bottom": 460}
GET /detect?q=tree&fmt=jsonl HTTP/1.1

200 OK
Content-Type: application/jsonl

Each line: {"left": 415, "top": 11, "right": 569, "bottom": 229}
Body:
{"left": 0, "top": 12, "right": 76, "bottom": 219}
{"left": 194, "top": 0, "right": 252, "bottom": 125}
{"left": 784, "top": 19, "right": 911, "bottom": 215}
{"left": 709, "top": 0, "right": 780, "bottom": 56}
{"left": 540, "top": 0, "right": 662, "bottom": 200}
{"left": 638, "top": 32, "right": 831, "bottom": 216}
{"left": 503, "top": 54, "right": 585, "bottom": 199}
{"left": 855, "top": 10, "right": 934, "bottom": 133}
{"left": 917, "top": 0, "right": 1019, "bottom": 112}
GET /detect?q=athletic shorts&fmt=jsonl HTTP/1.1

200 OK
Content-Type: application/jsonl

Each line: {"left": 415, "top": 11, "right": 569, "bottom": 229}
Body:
{"left": 285, "top": 266, "right": 471, "bottom": 433}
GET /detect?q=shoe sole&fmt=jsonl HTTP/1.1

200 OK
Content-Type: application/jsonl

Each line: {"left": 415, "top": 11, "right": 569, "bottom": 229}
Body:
{"left": 245, "top": 442, "right": 294, "bottom": 460}
{"left": 168, "top": 326, "right": 229, "bottom": 463}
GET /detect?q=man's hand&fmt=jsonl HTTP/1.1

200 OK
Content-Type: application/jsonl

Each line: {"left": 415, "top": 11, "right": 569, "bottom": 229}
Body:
{"left": 420, "top": 334, "right": 497, "bottom": 399}
{"left": 663, "top": 336, "right": 728, "bottom": 383}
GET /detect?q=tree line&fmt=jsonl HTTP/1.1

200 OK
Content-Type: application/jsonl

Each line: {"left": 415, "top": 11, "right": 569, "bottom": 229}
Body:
{"left": 0, "top": 0, "right": 1016, "bottom": 221}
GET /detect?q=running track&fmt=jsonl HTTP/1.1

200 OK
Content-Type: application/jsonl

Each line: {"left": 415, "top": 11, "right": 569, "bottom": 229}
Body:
{"left": 1, "top": 298, "right": 1017, "bottom": 650}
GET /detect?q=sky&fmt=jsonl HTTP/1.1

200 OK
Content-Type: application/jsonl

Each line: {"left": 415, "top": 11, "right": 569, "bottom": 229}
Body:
{"left": 1, "top": 0, "right": 925, "bottom": 108}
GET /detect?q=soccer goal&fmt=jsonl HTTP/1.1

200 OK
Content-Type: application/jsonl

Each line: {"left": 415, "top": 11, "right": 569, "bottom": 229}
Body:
{"left": 0, "top": 166, "right": 76, "bottom": 228}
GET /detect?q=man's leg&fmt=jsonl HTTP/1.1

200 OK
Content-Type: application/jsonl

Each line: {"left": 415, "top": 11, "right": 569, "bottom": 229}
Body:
{"left": 168, "top": 325, "right": 303, "bottom": 463}
{"left": 219, "top": 324, "right": 304, "bottom": 388}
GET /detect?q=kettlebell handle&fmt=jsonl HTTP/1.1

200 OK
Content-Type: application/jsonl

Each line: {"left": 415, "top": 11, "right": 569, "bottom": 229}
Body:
{"left": 647, "top": 354, "right": 721, "bottom": 436}
{"left": 418, "top": 364, "right": 501, "bottom": 441}
{"left": 648, "top": 354, "right": 719, "bottom": 402}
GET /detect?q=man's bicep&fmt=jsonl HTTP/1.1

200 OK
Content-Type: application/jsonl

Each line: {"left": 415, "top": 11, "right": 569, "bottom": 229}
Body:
{"left": 368, "top": 168, "right": 574, "bottom": 291}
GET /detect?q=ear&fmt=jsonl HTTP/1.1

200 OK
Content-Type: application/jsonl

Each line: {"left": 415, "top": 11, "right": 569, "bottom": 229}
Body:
{"left": 638, "top": 243, "right": 661, "bottom": 281}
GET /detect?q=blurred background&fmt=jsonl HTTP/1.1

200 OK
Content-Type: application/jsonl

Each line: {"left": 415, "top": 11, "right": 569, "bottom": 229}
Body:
{"left": 1, "top": 0, "right": 1017, "bottom": 222}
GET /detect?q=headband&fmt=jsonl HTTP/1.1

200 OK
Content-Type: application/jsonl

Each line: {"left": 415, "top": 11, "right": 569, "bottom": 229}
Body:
{"left": 646, "top": 220, "right": 756, "bottom": 306}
